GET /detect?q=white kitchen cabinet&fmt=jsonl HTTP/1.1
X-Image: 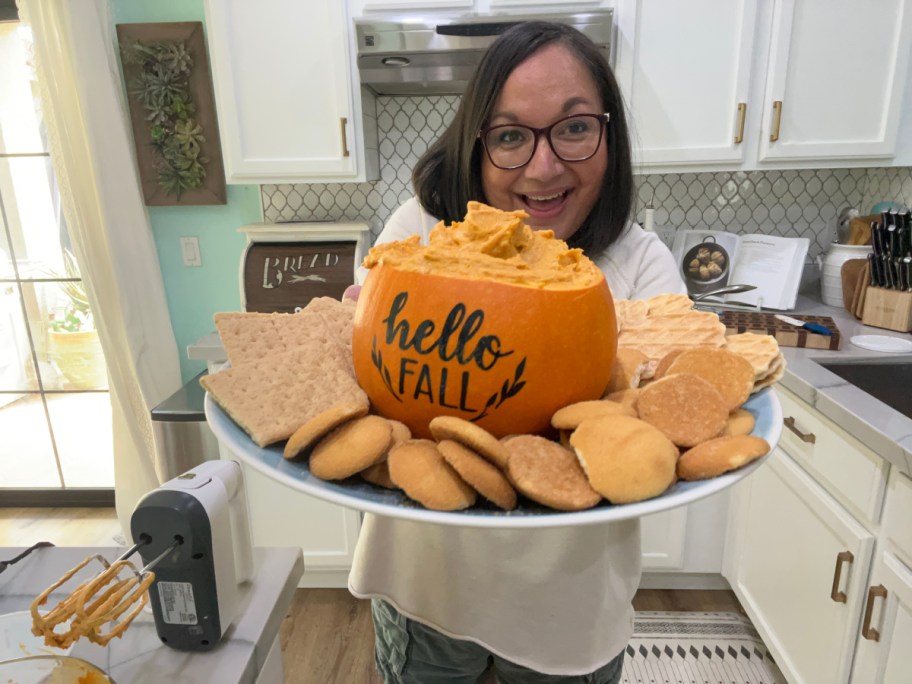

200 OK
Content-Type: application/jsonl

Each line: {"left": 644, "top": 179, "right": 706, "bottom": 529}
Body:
{"left": 620, "top": 0, "right": 912, "bottom": 171}
{"left": 203, "top": 0, "right": 379, "bottom": 183}
{"left": 851, "top": 551, "right": 912, "bottom": 683}
{"left": 757, "top": 0, "right": 912, "bottom": 163}
{"left": 725, "top": 386, "right": 912, "bottom": 683}
{"left": 618, "top": 0, "right": 759, "bottom": 167}
{"left": 725, "top": 448, "right": 875, "bottom": 683}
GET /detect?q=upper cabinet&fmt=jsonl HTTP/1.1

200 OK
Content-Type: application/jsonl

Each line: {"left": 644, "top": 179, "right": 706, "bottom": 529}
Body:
{"left": 619, "top": 0, "right": 912, "bottom": 173}
{"left": 203, "top": 0, "right": 378, "bottom": 184}
{"left": 619, "top": 0, "right": 758, "bottom": 167}
{"left": 758, "top": 0, "right": 912, "bottom": 163}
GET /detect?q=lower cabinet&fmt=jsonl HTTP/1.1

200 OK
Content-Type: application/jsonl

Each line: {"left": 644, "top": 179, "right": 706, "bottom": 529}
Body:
{"left": 851, "top": 551, "right": 912, "bottom": 682}
{"left": 725, "top": 387, "right": 912, "bottom": 683}
{"left": 227, "top": 450, "right": 362, "bottom": 588}
{"left": 725, "top": 449, "right": 875, "bottom": 683}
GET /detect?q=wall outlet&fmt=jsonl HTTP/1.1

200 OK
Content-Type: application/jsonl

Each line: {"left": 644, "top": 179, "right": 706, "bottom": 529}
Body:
{"left": 655, "top": 226, "right": 676, "bottom": 250}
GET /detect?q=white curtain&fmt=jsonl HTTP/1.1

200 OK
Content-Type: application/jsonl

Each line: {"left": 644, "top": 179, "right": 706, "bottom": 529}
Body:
{"left": 18, "top": 0, "right": 182, "bottom": 537}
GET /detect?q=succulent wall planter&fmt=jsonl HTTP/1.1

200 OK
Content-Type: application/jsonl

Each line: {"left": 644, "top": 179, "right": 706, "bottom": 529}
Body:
{"left": 117, "top": 21, "right": 226, "bottom": 206}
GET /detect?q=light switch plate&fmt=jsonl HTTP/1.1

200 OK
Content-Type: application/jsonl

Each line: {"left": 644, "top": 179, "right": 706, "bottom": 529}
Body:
{"left": 180, "top": 236, "right": 201, "bottom": 267}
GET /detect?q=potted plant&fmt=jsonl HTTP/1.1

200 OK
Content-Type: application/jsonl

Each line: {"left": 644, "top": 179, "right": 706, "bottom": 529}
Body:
{"left": 47, "top": 250, "right": 106, "bottom": 389}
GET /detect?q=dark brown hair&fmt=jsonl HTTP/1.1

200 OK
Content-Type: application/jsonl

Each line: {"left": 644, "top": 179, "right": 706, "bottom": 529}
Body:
{"left": 412, "top": 21, "right": 634, "bottom": 256}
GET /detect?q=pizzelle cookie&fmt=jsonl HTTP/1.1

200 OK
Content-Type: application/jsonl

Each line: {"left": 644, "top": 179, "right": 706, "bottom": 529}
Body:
{"left": 551, "top": 399, "right": 636, "bottom": 431}
{"left": 309, "top": 415, "right": 392, "bottom": 480}
{"left": 429, "top": 416, "right": 510, "bottom": 470}
{"left": 387, "top": 439, "right": 477, "bottom": 511}
{"left": 570, "top": 414, "right": 678, "bottom": 504}
{"left": 283, "top": 401, "right": 370, "bottom": 460}
{"left": 635, "top": 373, "right": 729, "bottom": 447}
{"left": 678, "top": 434, "right": 770, "bottom": 481}
{"left": 437, "top": 440, "right": 517, "bottom": 510}
{"left": 723, "top": 332, "right": 781, "bottom": 380}
{"left": 503, "top": 435, "right": 601, "bottom": 511}
{"left": 665, "top": 348, "right": 756, "bottom": 412}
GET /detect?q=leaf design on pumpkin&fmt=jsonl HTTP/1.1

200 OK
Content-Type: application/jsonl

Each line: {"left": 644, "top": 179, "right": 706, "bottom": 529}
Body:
{"left": 469, "top": 356, "right": 527, "bottom": 423}
{"left": 371, "top": 336, "right": 402, "bottom": 402}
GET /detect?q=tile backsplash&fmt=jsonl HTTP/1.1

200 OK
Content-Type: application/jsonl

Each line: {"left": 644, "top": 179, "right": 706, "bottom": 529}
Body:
{"left": 262, "top": 96, "right": 912, "bottom": 259}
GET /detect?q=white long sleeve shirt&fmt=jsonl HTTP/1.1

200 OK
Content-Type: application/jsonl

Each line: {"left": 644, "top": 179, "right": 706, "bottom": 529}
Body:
{"left": 349, "top": 197, "right": 687, "bottom": 675}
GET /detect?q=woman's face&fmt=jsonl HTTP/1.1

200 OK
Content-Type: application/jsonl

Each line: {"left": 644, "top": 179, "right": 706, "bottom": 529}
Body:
{"left": 480, "top": 44, "right": 608, "bottom": 241}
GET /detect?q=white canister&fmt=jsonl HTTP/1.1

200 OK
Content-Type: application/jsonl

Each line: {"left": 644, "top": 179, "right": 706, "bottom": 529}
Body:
{"left": 816, "top": 244, "right": 873, "bottom": 307}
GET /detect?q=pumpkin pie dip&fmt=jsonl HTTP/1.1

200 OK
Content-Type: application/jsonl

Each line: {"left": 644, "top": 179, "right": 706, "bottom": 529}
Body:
{"left": 362, "top": 201, "right": 603, "bottom": 289}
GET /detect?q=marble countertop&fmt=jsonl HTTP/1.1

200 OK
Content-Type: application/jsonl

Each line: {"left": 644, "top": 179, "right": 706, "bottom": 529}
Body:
{"left": 774, "top": 294, "right": 912, "bottom": 475}
{"left": 0, "top": 546, "right": 303, "bottom": 683}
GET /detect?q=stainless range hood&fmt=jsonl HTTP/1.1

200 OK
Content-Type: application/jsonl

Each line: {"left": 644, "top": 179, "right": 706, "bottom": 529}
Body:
{"left": 355, "top": 10, "right": 615, "bottom": 96}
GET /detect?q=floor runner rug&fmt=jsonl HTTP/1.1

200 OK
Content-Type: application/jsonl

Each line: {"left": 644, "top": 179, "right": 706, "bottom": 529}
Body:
{"left": 623, "top": 612, "right": 786, "bottom": 684}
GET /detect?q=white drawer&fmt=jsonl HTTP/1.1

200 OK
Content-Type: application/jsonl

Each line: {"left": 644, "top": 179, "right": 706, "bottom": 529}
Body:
{"left": 883, "top": 469, "right": 912, "bottom": 568}
{"left": 775, "top": 387, "right": 888, "bottom": 527}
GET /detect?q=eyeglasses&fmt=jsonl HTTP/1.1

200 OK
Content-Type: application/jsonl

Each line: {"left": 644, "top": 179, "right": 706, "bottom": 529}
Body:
{"left": 479, "top": 113, "right": 610, "bottom": 170}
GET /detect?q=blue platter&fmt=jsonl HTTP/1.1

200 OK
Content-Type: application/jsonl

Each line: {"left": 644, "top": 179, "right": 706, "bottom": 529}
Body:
{"left": 205, "top": 389, "right": 782, "bottom": 529}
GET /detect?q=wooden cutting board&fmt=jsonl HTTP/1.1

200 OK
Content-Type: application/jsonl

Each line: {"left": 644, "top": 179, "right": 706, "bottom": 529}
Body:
{"left": 719, "top": 311, "right": 842, "bottom": 350}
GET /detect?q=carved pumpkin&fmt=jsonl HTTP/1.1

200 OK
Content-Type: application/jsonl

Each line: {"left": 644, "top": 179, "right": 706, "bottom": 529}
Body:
{"left": 352, "top": 263, "right": 617, "bottom": 438}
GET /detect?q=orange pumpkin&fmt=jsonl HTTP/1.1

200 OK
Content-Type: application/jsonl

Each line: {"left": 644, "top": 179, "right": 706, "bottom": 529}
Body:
{"left": 352, "top": 263, "right": 617, "bottom": 438}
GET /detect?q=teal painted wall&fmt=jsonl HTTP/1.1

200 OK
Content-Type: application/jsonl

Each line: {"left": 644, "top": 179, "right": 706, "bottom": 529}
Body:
{"left": 113, "top": 0, "right": 262, "bottom": 382}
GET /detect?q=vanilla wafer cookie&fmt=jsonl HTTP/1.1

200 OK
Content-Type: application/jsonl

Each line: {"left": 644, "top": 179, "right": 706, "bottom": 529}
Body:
{"left": 723, "top": 332, "right": 781, "bottom": 380}
{"left": 429, "top": 416, "right": 510, "bottom": 470}
{"left": 665, "top": 348, "right": 756, "bottom": 412}
{"left": 636, "top": 373, "right": 729, "bottom": 447}
{"left": 503, "top": 435, "right": 601, "bottom": 511}
{"left": 678, "top": 434, "right": 770, "bottom": 481}
{"left": 617, "top": 310, "right": 727, "bottom": 362}
{"left": 551, "top": 399, "right": 636, "bottom": 430}
{"left": 571, "top": 414, "right": 678, "bottom": 504}
{"left": 438, "top": 440, "right": 517, "bottom": 510}
{"left": 284, "top": 401, "right": 369, "bottom": 459}
{"left": 388, "top": 439, "right": 477, "bottom": 511}
{"left": 309, "top": 415, "right": 393, "bottom": 480}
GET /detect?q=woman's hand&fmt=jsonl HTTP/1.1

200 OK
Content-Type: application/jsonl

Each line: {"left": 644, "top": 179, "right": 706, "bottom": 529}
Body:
{"left": 343, "top": 284, "right": 362, "bottom": 302}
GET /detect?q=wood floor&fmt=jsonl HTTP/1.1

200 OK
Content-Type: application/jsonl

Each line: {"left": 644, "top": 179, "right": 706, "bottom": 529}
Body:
{"left": 279, "top": 587, "right": 745, "bottom": 684}
{"left": 0, "top": 509, "right": 746, "bottom": 684}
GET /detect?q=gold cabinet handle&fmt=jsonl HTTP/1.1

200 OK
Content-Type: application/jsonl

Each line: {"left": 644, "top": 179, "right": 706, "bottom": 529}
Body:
{"left": 861, "top": 584, "right": 888, "bottom": 641}
{"left": 830, "top": 550, "right": 854, "bottom": 603}
{"left": 769, "top": 100, "right": 782, "bottom": 142}
{"left": 340, "top": 117, "right": 350, "bottom": 157}
{"left": 734, "top": 102, "right": 747, "bottom": 144}
{"left": 783, "top": 416, "right": 816, "bottom": 443}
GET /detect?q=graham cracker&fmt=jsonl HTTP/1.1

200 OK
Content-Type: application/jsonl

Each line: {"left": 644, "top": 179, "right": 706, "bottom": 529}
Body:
{"left": 201, "top": 345, "right": 368, "bottom": 447}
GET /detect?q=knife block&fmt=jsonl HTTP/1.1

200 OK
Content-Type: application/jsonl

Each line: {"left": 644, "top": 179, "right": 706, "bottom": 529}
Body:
{"left": 861, "top": 287, "right": 912, "bottom": 332}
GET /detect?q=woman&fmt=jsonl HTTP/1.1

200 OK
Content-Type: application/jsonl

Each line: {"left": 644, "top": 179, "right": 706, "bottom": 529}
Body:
{"left": 348, "top": 21, "right": 686, "bottom": 684}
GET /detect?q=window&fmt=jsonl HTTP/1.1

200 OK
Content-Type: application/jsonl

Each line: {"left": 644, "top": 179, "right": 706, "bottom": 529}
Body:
{"left": 0, "top": 20, "right": 114, "bottom": 503}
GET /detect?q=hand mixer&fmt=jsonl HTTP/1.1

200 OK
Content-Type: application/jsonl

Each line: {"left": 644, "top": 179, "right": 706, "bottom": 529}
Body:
{"left": 130, "top": 459, "right": 255, "bottom": 651}
{"left": 31, "top": 461, "right": 254, "bottom": 652}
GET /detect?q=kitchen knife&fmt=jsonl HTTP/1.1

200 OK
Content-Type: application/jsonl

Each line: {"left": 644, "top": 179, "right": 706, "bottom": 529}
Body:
{"left": 773, "top": 313, "right": 834, "bottom": 336}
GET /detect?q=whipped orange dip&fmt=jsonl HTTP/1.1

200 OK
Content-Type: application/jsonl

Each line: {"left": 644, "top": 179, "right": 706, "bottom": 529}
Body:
{"left": 362, "top": 201, "right": 603, "bottom": 289}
